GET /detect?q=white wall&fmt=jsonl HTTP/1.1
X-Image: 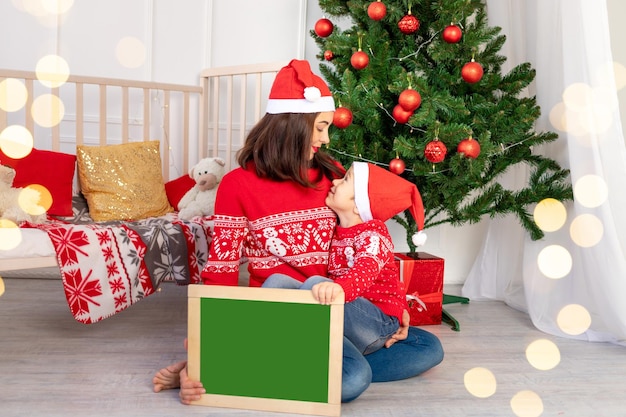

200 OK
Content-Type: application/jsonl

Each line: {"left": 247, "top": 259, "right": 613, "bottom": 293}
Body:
{"left": 209, "top": 0, "right": 308, "bottom": 68}
{"left": 0, "top": 0, "right": 308, "bottom": 84}
{"left": 2, "top": 0, "right": 624, "bottom": 285}
{"left": 607, "top": 0, "right": 626, "bottom": 134}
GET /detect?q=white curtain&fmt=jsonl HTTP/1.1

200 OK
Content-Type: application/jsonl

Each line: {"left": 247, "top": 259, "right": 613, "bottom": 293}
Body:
{"left": 463, "top": 0, "right": 626, "bottom": 345}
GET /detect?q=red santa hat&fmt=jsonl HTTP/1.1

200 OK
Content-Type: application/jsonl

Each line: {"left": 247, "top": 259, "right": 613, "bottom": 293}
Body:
{"left": 266, "top": 59, "right": 335, "bottom": 114}
{"left": 352, "top": 161, "right": 427, "bottom": 246}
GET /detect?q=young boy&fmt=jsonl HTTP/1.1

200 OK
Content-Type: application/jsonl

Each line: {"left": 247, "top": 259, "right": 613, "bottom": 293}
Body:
{"left": 264, "top": 161, "right": 426, "bottom": 355}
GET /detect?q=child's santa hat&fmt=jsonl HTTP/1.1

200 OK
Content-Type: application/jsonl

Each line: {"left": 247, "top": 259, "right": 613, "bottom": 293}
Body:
{"left": 266, "top": 59, "right": 335, "bottom": 114}
{"left": 353, "top": 161, "right": 427, "bottom": 246}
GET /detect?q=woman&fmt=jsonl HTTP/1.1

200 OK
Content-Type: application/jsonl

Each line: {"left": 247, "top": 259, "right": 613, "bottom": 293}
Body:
{"left": 153, "top": 59, "right": 443, "bottom": 404}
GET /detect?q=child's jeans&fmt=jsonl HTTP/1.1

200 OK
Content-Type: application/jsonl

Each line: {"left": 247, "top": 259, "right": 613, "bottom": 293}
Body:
{"left": 262, "top": 273, "right": 399, "bottom": 355}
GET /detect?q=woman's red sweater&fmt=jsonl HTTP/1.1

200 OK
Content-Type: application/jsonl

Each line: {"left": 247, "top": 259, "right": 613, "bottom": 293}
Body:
{"left": 201, "top": 163, "right": 337, "bottom": 287}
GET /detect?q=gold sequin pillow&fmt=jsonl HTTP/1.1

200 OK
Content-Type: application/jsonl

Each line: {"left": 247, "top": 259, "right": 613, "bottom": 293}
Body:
{"left": 76, "top": 140, "right": 173, "bottom": 222}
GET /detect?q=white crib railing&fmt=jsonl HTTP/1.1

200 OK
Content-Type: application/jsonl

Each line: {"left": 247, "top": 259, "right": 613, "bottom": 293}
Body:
{"left": 200, "top": 61, "right": 287, "bottom": 171}
{"left": 0, "top": 69, "right": 203, "bottom": 181}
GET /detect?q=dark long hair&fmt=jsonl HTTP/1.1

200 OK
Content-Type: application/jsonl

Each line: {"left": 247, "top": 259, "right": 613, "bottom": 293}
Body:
{"left": 237, "top": 112, "right": 344, "bottom": 188}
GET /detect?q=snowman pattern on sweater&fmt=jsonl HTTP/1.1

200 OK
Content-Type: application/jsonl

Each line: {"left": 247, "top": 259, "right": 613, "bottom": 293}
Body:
{"left": 344, "top": 246, "right": 355, "bottom": 267}
{"left": 263, "top": 227, "right": 288, "bottom": 256}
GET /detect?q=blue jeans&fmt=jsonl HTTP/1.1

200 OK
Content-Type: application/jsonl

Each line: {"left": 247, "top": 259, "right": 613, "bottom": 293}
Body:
{"left": 262, "top": 273, "right": 444, "bottom": 402}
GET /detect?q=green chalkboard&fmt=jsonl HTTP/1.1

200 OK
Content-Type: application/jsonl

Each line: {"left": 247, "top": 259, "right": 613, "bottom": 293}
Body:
{"left": 187, "top": 285, "right": 343, "bottom": 417}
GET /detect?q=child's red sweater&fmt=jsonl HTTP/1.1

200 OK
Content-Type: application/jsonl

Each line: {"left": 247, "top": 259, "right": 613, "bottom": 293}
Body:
{"left": 201, "top": 163, "right": 337, "bottom": 287}
{"left": 329, "top": 220, "right": 408, "bottom": 323}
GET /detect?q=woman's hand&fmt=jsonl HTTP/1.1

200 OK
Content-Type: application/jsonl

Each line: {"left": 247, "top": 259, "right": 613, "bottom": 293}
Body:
{"left": 384, "top": 309, "right": 410, "bottom": 348}
{"left": 179, "top": 365, "right": 206, "bottom": 405}
{"left": 312, "top": 281, "right": 344, "bottom": 304}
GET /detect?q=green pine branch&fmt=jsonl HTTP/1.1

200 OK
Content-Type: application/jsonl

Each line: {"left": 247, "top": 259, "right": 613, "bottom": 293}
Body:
{"left": 315, "top": 0, "right": 573, "bottom": 247}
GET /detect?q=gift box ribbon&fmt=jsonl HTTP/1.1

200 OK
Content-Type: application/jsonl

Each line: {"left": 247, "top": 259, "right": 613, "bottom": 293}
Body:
{"left": 406, "top": 290, "right": 443, "bottom": 312}
{"left": 396, "top": 255, "right": 415, "bottom": 292}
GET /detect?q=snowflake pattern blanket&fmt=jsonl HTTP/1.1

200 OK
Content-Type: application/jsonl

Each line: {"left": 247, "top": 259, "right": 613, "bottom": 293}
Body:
{"left": 28, "top": 196, "right": 212, "bottom": 324}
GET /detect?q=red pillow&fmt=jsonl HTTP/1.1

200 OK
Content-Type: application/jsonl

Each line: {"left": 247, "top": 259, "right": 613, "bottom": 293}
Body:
{"left": 165, "top": 174, "right": 196, "bottom": 210}
{"left": 0, "top": 148, "right": 76, "bottom": 216}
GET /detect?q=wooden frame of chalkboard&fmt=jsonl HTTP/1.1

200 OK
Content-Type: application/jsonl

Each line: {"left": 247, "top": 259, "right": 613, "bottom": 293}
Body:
{"left": 187, "top": 284, "right": 344, "bottom": 416}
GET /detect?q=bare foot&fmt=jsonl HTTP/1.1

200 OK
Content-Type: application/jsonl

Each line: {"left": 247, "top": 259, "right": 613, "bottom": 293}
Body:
{"left": 153, "top": 360, "right": 187, "bottom": 392}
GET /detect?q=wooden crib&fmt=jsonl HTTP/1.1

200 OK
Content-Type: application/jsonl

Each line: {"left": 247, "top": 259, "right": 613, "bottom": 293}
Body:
{"left": 0, "top": 61, "right": 286, "bottom": 322}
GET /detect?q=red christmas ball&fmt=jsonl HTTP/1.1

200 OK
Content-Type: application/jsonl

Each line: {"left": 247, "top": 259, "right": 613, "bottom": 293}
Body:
{"left": 398, "top": 14, "right": 419, "bottom": 34}
{"left": 424, "top": 140, "right": 447, "bottom": 163}
{"left": 350, "top": 50, "right": 369, "bottom": 70}
{"left": 457, "top": 137, "right": 481, "bottom": 159}
{"left": 442, "top": 25, "right": 462, "bottom": 43}
{"left": 389, "top": 157, "right": 406, "bottom": 175}
{"left": 461, "top": 61, "right": 484, "bottom": 83}
{"left": 333, "top": 107, "right": 353, "bottom": 129}
{"left": 392, "top": 104, "right": 413, "bottom": 124}
{"left": 398, "top": 88, "right": 421, "bottom": 111}
{"left": 324, "top": 50, "right": 334, "bottom": 61}
{"left": 367, "top": 1, "right": 387, "bottom": 21}
{"left": 315, "top": 18, "right": 334, "bottom": 37}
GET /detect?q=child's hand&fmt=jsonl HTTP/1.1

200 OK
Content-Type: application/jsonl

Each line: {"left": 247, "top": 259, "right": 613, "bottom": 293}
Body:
{"left": 384, "top": 309, "right": 410, "bottom": 348}
{"left": 311, "top": 282, "right": 344, "bottom": 304}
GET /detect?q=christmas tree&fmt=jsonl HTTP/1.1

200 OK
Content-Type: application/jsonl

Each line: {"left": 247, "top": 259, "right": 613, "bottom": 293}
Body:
{"left": 312, "top": 0, "right": 573, "bottom": 249}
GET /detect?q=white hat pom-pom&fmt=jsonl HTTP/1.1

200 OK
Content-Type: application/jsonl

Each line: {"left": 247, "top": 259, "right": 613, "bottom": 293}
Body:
{"left": 412, "top": 230, "right": 427, "bottom": 247}
{"left": 304, "top": 86, "right": 321, "bottom": 102}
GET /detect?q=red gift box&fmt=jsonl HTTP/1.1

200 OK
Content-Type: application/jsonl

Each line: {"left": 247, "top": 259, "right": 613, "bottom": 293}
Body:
{"left": 394, "top": 252, "right": 444, "bottom": 326}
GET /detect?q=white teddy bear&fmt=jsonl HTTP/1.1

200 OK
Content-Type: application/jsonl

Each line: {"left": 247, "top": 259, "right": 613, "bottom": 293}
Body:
{"left": 177, "top": 157, "right": 226, "bottom": 220}
{"left": 0, "top": 164, "right": 47, "bottom": 224}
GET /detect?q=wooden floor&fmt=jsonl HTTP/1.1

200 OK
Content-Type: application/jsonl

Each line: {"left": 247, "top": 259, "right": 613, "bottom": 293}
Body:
{"left": 1, "top": 277, "right": 624, "bottom": 417}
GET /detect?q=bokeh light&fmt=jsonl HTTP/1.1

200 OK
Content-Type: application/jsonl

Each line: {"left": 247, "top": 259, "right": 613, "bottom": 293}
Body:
{"left": 537, "top": 245, "right": 572, "bottom": 279}
{"left": 548, "top": 101, "right": 567, "bottom": 132}
{"left": 0, "top": 276, "right": 5, "bottom": 297}
{"left": 41, "top": 0, "right": 75, "bottom": 15}
{"left": 36, "top": 55, "right": 70, "bottom": 88}
{"left": 561, "top": 106, "right": 589, "bottom": 137}
{"left": 591, "top": 86, "right": 619, "bottom": 112}
{"left": 14, "top": 0, "right": 46, "bottom": 15}
{"left": 0, "top": 219, "right": 22, "bottom": 251}
{"left": 0, "top": 125, "right": 34, "bottom": 159}
{"left": 557, "top": 304, "right": 592, "bottom": 336}
{"left": 562, "top": 82, "right": 593, "bottom": 112}
{"left": 594, "top": 61, "right": 626, "bottom": 91}
{"left": 31, "top": 93, "right": 65, "bottom": 128}
{"left": 574, "top": 175, "right": 608, "bottom": 208}
{"left": 556, "top": 81, "right": 616, "bottom": 136}
{"left": 525, "top": 339, "right": 561, "bottom": 371}
{"left": 549, "top": 100, "right": 600, "bottom": 139}
{"left": 13, "top": 0, "right": 69, "bottom": 26}
{"left": 116, "top": 37, "right": 146, "bottom": 69}
{"left": 570, "top": 214, "right": 603, "bottom": 248}
{"left": 510, "top": 390, "right": 544, "bottom": 417}
{"left": 10, "top": 0, "right": 26, "bottom": 12}
{"left": 613, "top": 62, "right": 626, "bottom": 90}
{"left": 24, "top": 184, "right": 53, "bottom": 212}
{"left": 464, "top": 367, "right": 497, "bottom": 398}
{"left": 577, "top": 106, "right": 613, "bottom": 136}
{"left": 533, "top": 198, "right": 567, "bottom": 232}
{"left": 0, "top": 78, "right": 28, "bottom": 112}
{"left": 18, "top": 186, "right": 48, "bottom": 216}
